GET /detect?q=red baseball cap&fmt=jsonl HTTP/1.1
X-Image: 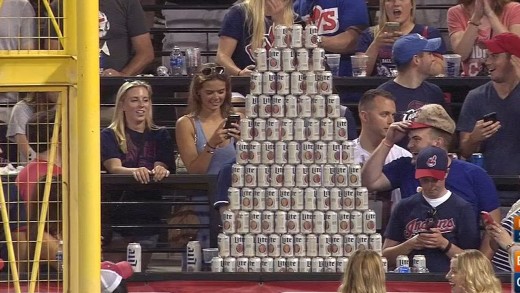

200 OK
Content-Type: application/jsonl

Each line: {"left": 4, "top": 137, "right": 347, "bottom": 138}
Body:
{"left": 101, "top": 261, "right": 133, "bottom": 279}
{"left": 482, "top": 33, "right": 520, "bottom": 57}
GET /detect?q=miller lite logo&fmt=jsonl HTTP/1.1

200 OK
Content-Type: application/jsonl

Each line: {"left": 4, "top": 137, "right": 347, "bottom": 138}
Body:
{"left": 427, "top": 155, "right": 437, "bottom": 168}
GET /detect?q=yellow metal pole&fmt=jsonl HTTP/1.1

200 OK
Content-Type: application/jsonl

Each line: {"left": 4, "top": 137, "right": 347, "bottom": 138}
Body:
{"left": 74, "top": 0, "right": 101, "bottom": 291}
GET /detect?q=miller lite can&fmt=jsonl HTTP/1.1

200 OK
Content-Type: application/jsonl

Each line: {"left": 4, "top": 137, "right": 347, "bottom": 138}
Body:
{"left": 342, "top": 141, "right": 355, "bottom": 164}
{"left": 254, "top": 48, "right": 268, "bottom": 72}
{"left": 311, "top": 257, "right": 324, "bottom": 272}
{"left": 290, "top": 71, "right": 305, "bottom": 95}
{"left": 223, "top": 257, "right": 236, "bottom": 272}
{"left": 298, "top": 95, "right": 312, "bottom": 118}
{"left": 270, "top": 164, "right": 284, "bottom": 188}
{"left": 355, "top": 187, "right": 369, "bottom": 210}
{"left": 241, "top": 187, "right": 254, "bottom": 211}
{"left": 257, "top": 164, "right": 270, "bottom": 187}
{"left": 261, "top": 141, "right": 275, "bottom": 165}
{"left": 301, "top": 141, "right": 314, "bottom": 164}
{"left": 338, "top": 211, "right": 351, "bottom": 234}
{"left": 356, "top": 234, "right": 369, "bottom": 251}
{"left": 299, "top": 257, "right": 312, "bottom": 272}
{"left": 244, "top": 233, "right": 256, "bottom": 257}
{"left": 265, "top": 187, "right": 279, "bottom": 211}
{"left": 241, "top": 118, "right": 254, "bottom": 141}
{"left": 282, "top": 48, "right": 296, "bottom": 72}
{"left": 324, "top": 257, "right": 337, "bottom": 272}
{"left": 228, "top": 187, "right": 241, "bottom": 212}
{"left": 230, "top": 234, "right": 244, "bottom": 257}
{"left": 262, "top": 71, "right": 277, "bottom": 95}
{"left": 271, "top": 94, "right": 285, "bottom": 118}
{"left": 294, "top": 234, "right": 306, "bottom": 257}
{"left": 335, "top": 165, "right": 348, "bottom": 187}
{"left": 291, "top": 187, "right": 305, "bottom": 211}
{"left": 249, "top": 210, "right": 262, "bottom": 234}
{"left": 312, "top": 48, "right": 326, "bottom": 72}
{"left": 327, "top": 141, "right": 341, "bottom": 164}
{"left": 304, "top": 24, "right": 319, "bottom": 49}
{"left": 331, "top": 234, "right": 343, "bottom": 257}
{"left": 127, "top": 242, "right": 142, "bottom": 273}
{"left": 305, "top": 71, "right": 318, "bottom": 95}
{"left": 283, "top": 165, "right": 296, "bottom": 188}
{"left": 318, "top": 234, "right": 331, "bottom": 257}
{"left": 237, "top": 210, "right": 250, "bottom": 234}
{"left": 304, "top": 188, "right": 317, "bottom": 210}
{"left": 349, "top": 164, "right": 362, "bottom": 187}
{"left": 211, "top": 256, "right": 224, "bottom": 272}
{"left": 327, "top": 94, "right": 341, "bottom": 118}
{"left": 275, "top": 142, "right": 288, "bottom": 165}
{"left": 337, "top": 257, "right": 349, "bottom": 273}
{"left": 261, "top": 257, "right": 274, "bottom": 272}
{"left": 248, "top": 140, "right": 262, "bottom": 164}
{"left": 222, "top": 210, "right": 236, "bottom": 234}
{"left": 296, "top": 48, "right": 310, "bottom": 72}
{"left": 288, "top": 141, "right": 301, "bottom": 165}
{"left": 309, "top": 164, "right": 322, "bottom": 187}
{"left": 245, "top": 94, "right": 258, "bottom": 118}
{"left": 318, "top": 71, "right": 333, "bottom": 95}
{"left": 344, "top": 234, "right": 356, "bottom": 256}
{"left": 236, "top": 141, "right": 249, "bottom": 165}
{"left": 218, "top": 233, "right": 230, "bottom": 257}
{"left": 281, "top": 234, "right": 294, "bottom": 257}
{"left": 322, "top": 164, "right": 335, "bottom": 188}
{"left": 285, "top": 94, "right": 298, "bottom": 118}
{"left": 295, "top": 164, "right": 309, "bottom": 188}
{"left": 350, "top": 210, "right": 363, "bottom": 234}
{"left": 330, "top": 187, "right": 342, "bottom": 210}
{"left": 186, "top": 241, "right": 202, "bottom": 272}
{"left": 274, "top": 25, "right": 289, "bottom": 48}
{"left": 312, "top": 95, "right": 326, "bottom": 118}
{"left": 250, "top": 72, "right": 262, "bottom": 95}
{"left": 325, "top": 211, "right": 338, "bottom": 234}
{"left": 236, "top": 257, "right": 248, "bottom": 272}
{"left": 253, "top": 118, "right": 266, "bottom": 141}
{"left": 268, "top": 48, "right": 282, "bottom": 72}
{"left": 281, "top": 118, "right": 294, "bottom": 141}
{"left": 287, "top": 257, "right": 299, "bottom": 272}
{"left": 363, "top": 209, "right": 377, "bottom": 234}
{"left": 276, "top": 72, "right": 290, "bottom": 96}
{"left": 256, "top": 234, "right": 269, "bottom": 257}
{"left": 231, "top": 164, "right": 244, "bottom": 188}
{"left": 317, "top": 187, "right": 330, "bottom": 210}
{"left": 397, "top": 255, "right": 410, "bottom": 268}
{"left": 314, "top": 141, "right": 327, "bottom": 164}
{"left": 343, "top": 188, "right": 355, "bottom": 210}
{"left": 249, "top": 257, "right": 262, "bottom": 272}
{"left": 266, "top": 117, "right": 280, "bottom": 141}
{"left": 244, "top": 165, "right": 257, "bottom": 188}
{"left": 269, "top": 234, "right": 281, "bottom": 257}
{"left": 287, "top": 210, "right": 300, "bottom": 234}
{"left": 291, "top": 24, "right": 303, "bottom": 48}
{"left": 413, "top": 255, "right": 427, "bottom": 273}
{"left": 262, "top": 210, "right": 275, "bottom": 234}
{"left": 335, "top": 117, "right": 349, "bottom": 141}
{"left": 274, "top": 257, "right": 287, "bottom": 272}
{"left": 253, "top": 188, "right": 266, "bottom": 211}
{"left": 275, "top": 210, "right": 288, "bottom": 233}
{"left": 313, "top": 210, "right": 325, "bottom": 234}
{"left": 369, "top": 233, "right": 383, "bottom": 254}
{"left": 306, "top": 234, "right": 318, "bottom": 257}
{"left": 301, "top": 210, "right": 314, "bottom": 235}
{"left": 258, "top": 95, "right": 272, "bottom": 119}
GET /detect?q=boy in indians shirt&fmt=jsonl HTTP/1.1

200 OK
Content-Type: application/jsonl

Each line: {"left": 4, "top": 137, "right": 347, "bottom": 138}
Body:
{"left": 382, "top": 146, "right": 480, "bottom": 273}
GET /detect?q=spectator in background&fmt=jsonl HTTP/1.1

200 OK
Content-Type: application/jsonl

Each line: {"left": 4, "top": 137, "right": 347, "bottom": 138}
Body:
{"left": 216, "top": 0, "right": 297, "bottom": 76}
{"left": 447, "top": 0, "right": 520, "bottom": 76}
{"left": 377, "top": 34, "right": 447, "bottom": 113}
{"left": 7, "top": 92, "right": 56, "bottom": 165}
{"left": 101, "top": 80, "right": 173, "bottom": 268}
{"left": 47, "top": 0, "right": 154, "bottom": 77}
{"left": 382, "top": 146, "right": 480, "bottom": 273}
{"left": 457, "top": 32, "right": 520, "bottom": 175}
{"left": 446, "top": 250, "right": 502, "bottom": 293}
{"left": 357, "top": 0, "right": 446, "bottom": 77}
{"left": 338, "top": 249, "right": 386, "bottom": 293}
{"left": 0, "top": 0, "right": 36, "bottom": 122}
{"left": 293, "top": 0, "right": 369, "bottom": 76}
{"left": 360, "top": 104, "right": 501, "bottom": 243}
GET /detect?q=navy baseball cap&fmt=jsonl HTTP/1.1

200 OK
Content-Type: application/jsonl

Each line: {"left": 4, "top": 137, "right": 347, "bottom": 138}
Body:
{"left": 392, "top": 34, "right": 442, "bottom": 66}
{"left": 415, "top": 146, "right": 448, "bottom": 180}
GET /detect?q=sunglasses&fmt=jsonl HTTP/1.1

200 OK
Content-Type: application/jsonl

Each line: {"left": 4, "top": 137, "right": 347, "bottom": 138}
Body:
{"left": 200, "top": 66, "right": 225, "bottom": 77}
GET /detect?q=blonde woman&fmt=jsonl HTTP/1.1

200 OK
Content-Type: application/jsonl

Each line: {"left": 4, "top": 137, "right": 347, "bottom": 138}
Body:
{"left": 356, "top": 0, "right": 446, "bottom": 76}
{"left": 216, "top": 0, "right": 297, "bottom": 76}
{"left": 339, "top": 250, "right": 386, "bottom": 293}
{"left": 446, "top": 249, "right": 502, "bottom": 293}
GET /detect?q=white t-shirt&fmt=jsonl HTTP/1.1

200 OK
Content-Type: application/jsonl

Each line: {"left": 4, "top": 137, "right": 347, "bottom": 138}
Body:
{"left": 353, "top": 138, "right": 412, "bottom": 203}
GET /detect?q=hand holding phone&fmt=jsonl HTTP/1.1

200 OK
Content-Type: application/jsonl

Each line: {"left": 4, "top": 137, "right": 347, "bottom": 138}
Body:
{"left": 383, "top": 22, "right": 400, "bottom": 34}
{"left": 482, "top": 112, "right": 498, "bottom": 123}
{"left": 481, "top": 211, "right": 496, "bottom": 225}
{"left": 224, "top": 114, "right": 240, "bottom": 129}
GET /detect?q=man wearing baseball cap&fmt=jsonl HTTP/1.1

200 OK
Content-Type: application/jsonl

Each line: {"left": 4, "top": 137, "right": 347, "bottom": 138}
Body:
{"left": 361, "top": 103, "right": 500, "bottom": 250}
{"left": 377, "top": 34, "right": 447, "bottom": 114}
{"left": 458, "top": 32, "right": 520, "bottom": 177}
{"left": 383, "top": 146, "right": 480, "bottom": 272}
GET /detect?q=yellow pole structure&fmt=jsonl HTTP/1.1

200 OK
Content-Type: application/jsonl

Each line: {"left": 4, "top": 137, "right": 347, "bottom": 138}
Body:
{"left": 71, "top": 0, "right": 101, "bottom": 291}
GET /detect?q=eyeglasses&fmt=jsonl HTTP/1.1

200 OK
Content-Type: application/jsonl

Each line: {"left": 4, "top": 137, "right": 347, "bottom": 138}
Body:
{"left": 200, "top": 66, "right": 226, "bottom": 77}
{"left": 425, "top": 208, "right": 438, "bottom": 230}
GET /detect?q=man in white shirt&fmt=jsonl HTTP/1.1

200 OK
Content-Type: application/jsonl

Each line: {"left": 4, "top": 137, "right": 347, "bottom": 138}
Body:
{"left": 353, "top": 89, "right": 411, "bottom": 228}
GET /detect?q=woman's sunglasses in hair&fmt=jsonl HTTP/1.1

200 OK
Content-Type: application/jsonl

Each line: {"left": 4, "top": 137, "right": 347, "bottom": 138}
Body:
{"left": 200, "top": 66, "right": 226, "bottom": 77}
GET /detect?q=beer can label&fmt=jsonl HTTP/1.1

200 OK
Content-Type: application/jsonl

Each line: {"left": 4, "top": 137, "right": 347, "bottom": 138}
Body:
{"left": 350, "top": 210, "right": 363, "bottom": 234}
{"left": 241, "top": 118, "right": 254, "bottom": 141}
{"left": 291, "top": 187, "right": 305, "bottom": 211}
{"left": 329, "top": 188, "right": 342, "bottom": 211}
{"left": 249, "top": 210, "right": 262, "bottom": 234}
{"left": 230, "top": 234, "right": 244, "bottom": 257}
{"left": 356, "top": 234, "right": 369, "bottom": 251}
{"left": 306, "top": 234, "right": 318, "bottom": 257}
{"left": 262, "top": 71, "right": 277, "bottom": 95}
{"left": 257, "top": 164, "right": 270, "bottom": 187}
{"left": 253, "top": 118, "right": 266, "bottom": 141}
{"left": 231, "top": 164, "right": 244, "bottom": 188}
{"left": 301, "top": 210, "right": 314, "bottom": 235}
{"left": 271, "top": 94, "right": 285, "bottom": 118}
{"left": 325, "top": 211, "right": 338, "bottom": 234}
{"left": 266, "top": 117, "right": 280, "bottom": 141}
{"left": 245, "top": 94, "right": 258, "bottom": 118}
{"left": 270, "top": 164, "right": 284, "bottom": 188}
{"left": 331, "top": 234, "right": 343, "bottom": 257}
{"left": 317, "top": 187, "right": 330, "bottom": 211}
{"left": 255, "top": 234, "right": 269, "bottom": 257}
{"left": 248, "top": 141, "right": 261, "bottom": 164}
{"left": 342, "top": 141, "right": 355, "bottom": 164}
{"left": 337, "top": 257, "right": 349, "bottom": 273}
{"left": 262, "top": 210, "right": 275, "bottom": 234}
{"left": 186, "top": 241, "right": 201, "bottom": 272}
{"left": 318, "top": 234, "right": 331, "bottom": 257}
{"left": 236, "top": 257, "right": 249, "bottom": 272}
{"left": 223, "top": 257, "right": 236, "bottom": 272}
{"left": 281, "top": 118, "right": 294, "bottom": 141}
{"left": 279, "top": 187, "right": 292, "bottom": 211}
{"left": 322, "top": 164, "right": 335, "bottom": 188}
{"left": 327, "top": 94, "right": 341, "bottom": 118}
{"left": 356, "top": 187, "right": 369, "bottom": 211}
{"left": 261, "top": 141, "right": 275, "bottom": 165}
{"left": 253, "top": 188, "right": 266, "bottom": 211}
{"left": 265, "top": 188, "right": 279, "bottom": 211}
{"left": 324, "top": 257, "right": 337, "bottom": 272}
{"left": 343, "top": 188, "right": 356, "bottom": 210}
{"left": 298, "top": 95, "right": 312, "bottom": 118}
{"left": 311, "top": 95, "right": 326, "bottom": 118}
{"left": 255, "top": 48, "right": 268, "bottom": 72}
{"left": 311, "top": 257, "right": 324, "bottom": 272}
{"left": 369, "top": 233, "right": 383, "bottom": 254}
{"left": 261, "top": 257, "right": 274, "bottom": 272}
{"left": 305, "top": 71, "right": 318, "bottom": 95}
{"left": 236, "top": 211, "right": 250, "bottom": 234}
{"left": 295, "top": 164, "right": 309, "bottom": 188}
{"left": 241, "top": 187, "right": 254, "bottom": 211}
{"left": 281, "top": 235, "right": 294, "bottom": 257}
{"left": 268, "top": 234, "right": 281, "bottom": 257}
{"left": 291, "top": 24, "right": 304, "bottom": 48}
{"left": 236, "top": 141, "right": 249, "bottom": 165}
{"left": 338, "top": 211, "right": 351, "bottom": 234}
{"left": 313, "top": 141, "right": 327, "bottom": 164}
{"left": 276, "top": 73, "right": 290, "bottom": 96}
{"left": 287, "top": 141, "right": 301, "bottom": 165}
{"left": 249, "top": 257, "right": 262, "bottom": 272}
{"left": 218, "top": 233, "right": 230, "bottom": 257}
{"left": 335, "top": 117, "right": 349, "bottom": 141}
{"left": 294, "top": 234, "right": 306, "bottom": 257}
{"left": 283, "top": 165, "right": 296, "bottom": 188}
{"left": 274, "top": 257, "right": 287, "bottom": 272}
{"left": 313, "top": 210, "right": 325, "bottom": 234}
{"left": 344, "top": 234, "right": 356, "bottom": 256}
{"left": 306, "top": 118, "right": 321, "bottom": 142}
{"left": 363, "top": 209, "right": 377, "bottom": 234}
{"left": 318, "top": 71, "right": 333, "bottom": 95}
{"left": 287, "top": 210, "right": 300, "bottom": 234}
{"left": 312, "top": 48, "right": 326, "bottom": 72}
{"left": 327, "top": 141, "right": 341, "bottom": 165}
{"left": 258, "top": 95, "right": 272, "bottom": 119}
{"left": 244, "top": 165, "right": 257, "bottom": 188}
{"left": 222, "top": 210, "right": 236, "bottom": 235}
{"left": 211, "top": 256, "right": 224, "bottom": 272}
{"left": 304, "top": 25, "right": 319, "bottom": 48}
{"left": 244, "top": 234, "right": 256, "bottom": 257}
{"left": 250, "top": 72, "right": 263, "bottom": 95}
{"left": 304, "top": 188, "right": 317, "bottom": 211}
{"left": 285, "top": 95, "right": 298, "bottom": 118}
{"left": 335, "top": 165, "right": 348, "bottom": 187}
{"left": 299, "top": 257, "right": 312, "bottom": 272}
{"left": 282, "top": 48, "right": 296, "bottom": 72}
{"left": 301, "top": 141, "right": 315, "bottom": 164}
{"left": 274, "top": 142, "right": 288, "bottom": 165}
{"left": 349, "top": 164, "right": 362, "bottom": 187}
{"left": 286, "top": 257, "right": 299, "bottom": 272}
{"left": 275, "top": 210, "right": 288, "bottom": 234}
{"left": 320, "top": 118, "right": 334, "bottom": 141}
{"left": 228, "top": 187, "right": 241, "bottom": 211}
{"left": 309, "top": 164, "right": 322, "bottom": 187}
{"left": 290, "top": 71, "right": 305, "bottom": 95}
{"left": 268, "top": 48, "right": 282, "bottom": 72}
{"left": 296, "top": 48, "right": 309, "bottom": 71}
{"left": 274, "top": 25, "right": 289, "bottom": 48}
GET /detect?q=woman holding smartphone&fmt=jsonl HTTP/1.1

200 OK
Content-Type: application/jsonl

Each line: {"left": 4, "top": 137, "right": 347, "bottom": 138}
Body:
{"left": 356, "top": 0, "right": 446, "bottom": 76}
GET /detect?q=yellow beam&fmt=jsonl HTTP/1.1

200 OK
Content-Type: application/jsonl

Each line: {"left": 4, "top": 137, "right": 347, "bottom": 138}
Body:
{"left": 0, "top": 56, "right": 76, "bottom": 85}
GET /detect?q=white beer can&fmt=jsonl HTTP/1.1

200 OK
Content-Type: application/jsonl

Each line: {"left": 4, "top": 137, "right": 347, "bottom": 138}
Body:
{"left": 301, "top": 210, "right": 314, "bottom": 235}
{"left": 325, "top": 211, "right": 338, "bottom": 234}
{"left": 369, "top": 233, "right": 383, "bottom": 255}
{"left": 320, "top": 118, "right": 334, "bottom": 141}
{"left": 318, "top": 71, "right": 333, "bottom": 95}
{"left": 268, "top": 48, "right": 282, "bottom": 72}
{"left": 261, "top": 257, "right": 274, "bottom": 272}
{"left": 337, "top": 257, "right": 349, "bottom": 273}
{"left": 249, "top": 257, "right": 262, "bottom": 272}
{"left": 231, "top": 164, "right": 244, "bottom": 188}
{"left": 275, "top": 210, "right": 288, "bottom": 234}
{"left": 283, "top": 165, "right": 296, "bottom": 187}
{"left": 344, "top": 234, "right": 356, "bottom": 256}
{"left": 253, "top": 118, "right": 266, "bottom": 141}
{"left": 329, "top": 187, "right": 342, "bottom": 210}
{"left": 331, "top": 234, "right": 343, "bottom": 257}
{"left": 335, "top": 117, "right": 349, "bottom": 141}
{"left": 318, "top": 234, "right": 331, "bottom": 257}
{"left": 309, "top": 164, "right": 322, "bottom": 187}
{"left": 322, "top": 164, "right": 335, "bottom": 188}
{"left": 291, "top": 187, "right": 305, "bottom": 211}
{"left": 274, "top": 257, "right": 287, "bottom": 272}
{"left": 312, "top": 48, "right": 326, "bottom": 72}
{"left": 256, "top": 234, "right": 269, "bottom": 257}
{"left": 281, "top": 234, "right": 294, "bottom": 257}
{"left": 280, "top": 118, "right": 294, "bottom": 141}
{"left": 304, "top": 24, "right": 319, "bottom": 49}
{"left": 341, "top": 141, "right": 354, "bottom": 164}
{"left": 262, "top": 210, "right": 275, "bottom": 234}
{"left": 296, "top": 48, "right": 310, "bottom": 72}
{"left": 299, "top": 257, "right": 312, "bottom": 272}
{"left": 304, "top": 188, "right": 317, "bottom": 210}
{"left": 338, "top": 211, "right": 351, "bottom": 234}
{"left": 356, "top": 234, "right": 369, "bottom": 251}
{"left": 241, "top": 187, "right": 254, "bottom": 211}
{"left": 286, "top": 257, "right": 299, "bottom": 272}
{"left": 271, "top": 94, "right": 285, "bottom": 117}
{"left": 268, "top": 234, "right": 281, "bottom": 257}
{"left": 211, "top": 256, "right": 224, "bottom": 272}
{"left": 244, "top": 233, "right": 256, "bottom": 257}
{"left": 279, "top": 188, "right": 292, "bottom": 211}
{"left": 290, "top": 71, "right": 305, "bottom": 95}
{"left": 266, "top": 117, "right": 280, "bottom": 141}
{"left": 301, "top": 141, "right": 314, "bottom": 164}
{"left": 276, "top": 72, "right": 290, "bottom": 96}
{"left": 236, "top": 210, "right": 250, "bottom": 234}
{"left": 270, "top": 164, "right": 284, "bottom": 187}
{"left": 253, "top": 188, "right": 266, "bottom": 211}
{"left": 327, "top": 94, "right": 341, "bottom": 118}
{"left": 311, "top": 95, "right": 326, "bottom": 118}
{"left": 248, "top": 141, "right": 261, "bottom": 164}
{"left": 236, "top": 141, "right": 249, "bottom": 165}
{"left": 305, "top": 71, "right": 318, "bottom": 95}
{"left": 317, "top": 187, "right": 330, "bottom": 210}
{"left": 298, "top": 95, "right": 312, "bottom": 118}
{"left": 291, "top": 24, "right": 304, "bottom": 48}
{"left": 274, "top": 24, "right": 289, "bottom": 48}
{"left": 274, "top": 141, "right": 288, "bottom": 165}
{"left": 257, "top": 164, "right": 270, "bottom": 187}
{"left": 258, "top": 95, "right": 272, "bottom": 119}
{"left": 218, "top": 233, "right": 230, "bottom": 257}
{"left": 311, "top": 257, "right": 324, "bottom": 272}
{"left": 306, "top": 234, "right": 318, "bottom": 257}
{"left": 223, "top": 257, "right": 236, "bottom": 272}
{"left": 222, "top": 210, "right": 236, "bottom": 235}
{"left": 285, "top": 94, "right": 298, "bottom": 118}
{"left": 356, "top": 187, "right": 369, "bottom": 211}
{"left": 327, "top": 141, "right": 341, "bottom": 164}
{"left": 314, "top": 141, "right": 327, "bottom": 164}
{"left": 335, "top": 165, "right": 348, "bottom": 187}
{"left": 295, "top": 164, "right": 309, "bottom": 188}
{"left": 127, "top": 242, "right": 142, "bottom": 272}
{"left": 363, "top": 209, "right": 377, "bottom": 234}
{"left": 293, "top": 118, "right": 306, "bottom": 141}
{"left": 250, "top": 72, "right": 262, "bottom": 95}
{"left": 230, "top": 234, "right": 244, "bottom": 257}
{"left": 244, "top": 164, "right": 257, "bottom": 188}
{"left": 350, "top": 210, "right": 363, "bottom": 234}
{"left": 282, "top": 48, "right": 296, "bottom": 72}
{"left": 249, "top": 210, "right": 262, "bottom": 234}
{"left": 294, "top": 234, "right": 306, "bottom": 257}
{"left": 382, "top": 256, "right": 388, "bottom": 272}
{"left": 228, "top": 187, "right": 241, "bottom": 211}
{"left": 255, "top": 48, "right": 268, "bottom": 72}
{"left": 313, "top": 210, "right": 325, "bottom": 234}
{"left": 349, "top": 164, "right": 362, "bottom": 187}
{"left": 306, "top": 118, "right": 321, "bottom": 141}
{"left": 287, "top": 210, "right": 300, "bottom": 234}
{"left": 262, "top": 71, "right": 277, "bottom": 95}
{"left": 261, "top": 141, "right": 275, "bottom": 165}
{"left": 287, "top": 141, "right": 300, "bottom": 165}
{"left": 324, "top": 257, "right": 337, "bottom": 272}
{"left": 265, "top": 187, "right": 279, "bottom": 211}
{"left": 236, "top": 257, "right": 248, "bottom": 272}
{"left": 343, "top": 187, "right": 356, "bottom": 210}
{"left": 245, "top": 94, "right": 258, "bottom": 118}
{"left": 241, "top": 118, "right": 254, "bottom": 141}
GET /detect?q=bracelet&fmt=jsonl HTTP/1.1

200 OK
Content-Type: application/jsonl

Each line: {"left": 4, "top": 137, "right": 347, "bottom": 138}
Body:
{"left": 205, "top": 142, "right": 216, "bottom": 149}
{"left": 442, "top": 241, "right": 452, "bottom": 253}
{"left": 381, "top": 139, "right": 394, "bottom": 148}
{"left": 506, "top": 242, "right": 517, "bottom": 251}
{"left": 204, "top": 143, "right": 215, "bottom": 154}
{"left": 468, "top": 20, "right": 480, "bottom": 27}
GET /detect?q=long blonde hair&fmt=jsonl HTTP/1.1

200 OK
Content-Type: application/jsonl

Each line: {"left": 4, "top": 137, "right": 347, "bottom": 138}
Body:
{"left": 242, "top": 0, "right": 294, "bottom": 51}
{"left": 108, "top": 80, "right": 159, "bottom": 153}
{"left": 454, "top": 250, "right": 502, "bottom": 293}
{"left": 339, "top": 250, "right": 386, "bottom": 293}
{"left": 373, "top": 0, "right": 416, "bottom": 36}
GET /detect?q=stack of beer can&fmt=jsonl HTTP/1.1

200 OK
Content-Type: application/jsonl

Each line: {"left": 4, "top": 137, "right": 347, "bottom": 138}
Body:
{"left": 212, "top": 24, "right": 383, "bottom": 274}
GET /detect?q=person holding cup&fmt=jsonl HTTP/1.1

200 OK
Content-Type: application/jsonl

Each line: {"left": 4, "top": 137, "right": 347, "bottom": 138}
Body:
{"left": 356, "top": 0, "right": 446, "bottom": 77}
{"left": 447, "top": 0, "right": 520, "bottom": 77}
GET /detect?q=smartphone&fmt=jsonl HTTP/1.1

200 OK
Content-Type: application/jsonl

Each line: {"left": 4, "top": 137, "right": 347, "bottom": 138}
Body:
{"left": 482, "top": 112, "right": 498, "bottom": 123}
{"left": 224, "top": 114, "right": 240, "bottom": 129}
{"left": 384, "top": 22, "right": 400, "bottom": 33}
{"left": 481, "top": 211, "right": 496, "bottom": 225}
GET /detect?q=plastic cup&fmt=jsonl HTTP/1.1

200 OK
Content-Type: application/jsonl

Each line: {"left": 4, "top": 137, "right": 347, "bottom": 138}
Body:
{"left": 325, "top": 54, "right": 341, "bottom": 76}
{"left": 443, "top": 54, "right": 461, "bottom": 77}
{"left": 202, "top": 248, "right": 219, "bottom": 264}
{"left": 351, "top": 54, "right": 369, "bottom": 77}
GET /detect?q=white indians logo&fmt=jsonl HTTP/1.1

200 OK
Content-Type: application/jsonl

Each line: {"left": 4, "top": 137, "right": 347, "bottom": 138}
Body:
{"left": 426, "top": 155, "right": 437, "bottom": 168}
{"left": 99, "top": 11, "right": 110, "bottom": 38}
